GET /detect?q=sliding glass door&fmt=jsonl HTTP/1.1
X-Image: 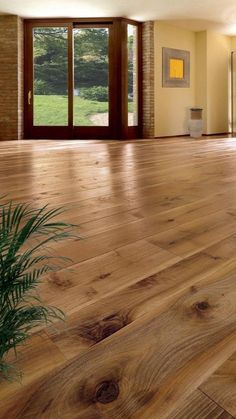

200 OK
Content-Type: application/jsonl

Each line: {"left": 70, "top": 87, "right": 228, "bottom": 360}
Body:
{"left": 24, "top": 19, "right": 142, "bottom": 139}
{"left": 33, "top": 27, "right": 69, "bottom": 127}
{"left": 73, "top": 25, "right": 112, "bottom": 138}
{"left": 73, "top": 27, "right": 109, "bottom": 127}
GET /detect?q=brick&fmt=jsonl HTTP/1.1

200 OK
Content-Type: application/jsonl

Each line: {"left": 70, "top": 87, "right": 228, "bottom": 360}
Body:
{"left": 142, "top": 21, "right": 155, "bottom": 139}
{"left": 0, "top": 15, "right": 23, "bottom": 140}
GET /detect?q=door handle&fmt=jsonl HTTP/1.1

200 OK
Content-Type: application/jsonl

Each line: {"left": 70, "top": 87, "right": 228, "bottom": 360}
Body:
{"left": 28, "top": 90, "right": 32, "bottom": 105}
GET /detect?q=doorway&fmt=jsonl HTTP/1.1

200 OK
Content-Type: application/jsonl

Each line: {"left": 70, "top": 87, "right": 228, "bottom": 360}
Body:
{"left": 24, "top": 19, "right": 142, "bottom": 139}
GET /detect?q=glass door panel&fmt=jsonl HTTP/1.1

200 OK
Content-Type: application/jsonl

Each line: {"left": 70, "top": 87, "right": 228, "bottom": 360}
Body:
{"left": 33, "top": 27, "right": 68, "bottom": 126}
{"left": 73, "top": 27, "right": 109, "bottom": 127}
{"left": 127, "top": 24, "right": 138, "bottom": 127}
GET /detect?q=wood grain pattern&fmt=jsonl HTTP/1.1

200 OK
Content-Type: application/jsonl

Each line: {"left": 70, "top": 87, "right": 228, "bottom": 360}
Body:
{"left": 0, "top": 137, "right": 236, "bottom": 418}
{"left": 47, "top": 246, "right": 236, "bottom": 360}
{"left": 200, "top": 353, "right": 236, "bottom": 417}
{"left": 0, "top": 333, "right": 66, "bottom": 402}
{"left": 1, "top": 271, "right": 236, "bottom": 418}
{"left": 166, "top": 390, "right": 234, "bottom": 419}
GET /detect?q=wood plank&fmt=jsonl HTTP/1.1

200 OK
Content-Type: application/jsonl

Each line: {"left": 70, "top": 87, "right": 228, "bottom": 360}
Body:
{"left": 1, "top": 268, "right": 236, "bottom": 418}
{"left": 40, "top": 240, "right": 180, "bottom": 314}
{"left": 148, "top": 210, "right": 236, "bottom": 258}
{"left": 200, "top": 353, "right": 236, "bottom": 417}
{"left": 44, "top": 208, "right": 236, "bottom": 266}
{"left": 166, "top": 390, "right": 233, "bottom": 419}
{"left": 40, "top": 233, "right": 236, "bottom": 318}
{"left": 47, "top": 252, "right": 236, "bottom": 360}
{"left": 42, "top": 234, "right": 236, "bottom": 360}
{"left": 1, "top": 137, "right": 236, "bottom": 417}
{"left": 0, "top": 333, "right": 66, "bottom": 401}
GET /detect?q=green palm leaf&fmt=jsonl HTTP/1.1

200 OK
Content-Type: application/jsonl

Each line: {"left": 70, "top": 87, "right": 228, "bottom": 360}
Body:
{"left": 0, "top": 199, "right": 78, "bottom": 380}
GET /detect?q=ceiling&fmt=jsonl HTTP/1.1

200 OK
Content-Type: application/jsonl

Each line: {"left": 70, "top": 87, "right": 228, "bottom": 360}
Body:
{"left": 1, "top": 0, "right": 236, "bottom": 35}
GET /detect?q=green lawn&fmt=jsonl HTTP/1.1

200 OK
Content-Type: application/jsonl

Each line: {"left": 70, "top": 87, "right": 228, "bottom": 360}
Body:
{"left": 34, "top": 95, "right": 108, "bottom": 126}
{"left": 34, "top": 95, "right": 134, "bottom": 126}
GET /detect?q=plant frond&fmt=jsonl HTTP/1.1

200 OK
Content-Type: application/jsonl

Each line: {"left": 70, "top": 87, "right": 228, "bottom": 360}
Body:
{"left": 0, "top": 200, "right": 78, "bottom": 380}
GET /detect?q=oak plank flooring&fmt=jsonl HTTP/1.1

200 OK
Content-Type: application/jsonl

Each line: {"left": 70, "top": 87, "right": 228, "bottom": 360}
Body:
{"left": 0, "top": 137, "right": 236, "bottom": 417}
{"left": 1, "top": 269, "right": 236, "bottom": 418}
{"left": 0, "top": 333, "right": 66, "bottom": 402}
{"left": 166, "top": 390, "right": 233, "bottom": 419}
{"left": 200, "top": 352, "right": 236, "bottom": 417}
{"left": 47, "top": 249, "right": 236, "bottom": 360}
{"left": 39, "top": 240, "right": 180, "bottom": 315}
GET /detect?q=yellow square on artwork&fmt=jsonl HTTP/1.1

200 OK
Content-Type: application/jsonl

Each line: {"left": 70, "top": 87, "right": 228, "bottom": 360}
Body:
{"left": 169, "top": 58, "right": 184, "bottom": 79}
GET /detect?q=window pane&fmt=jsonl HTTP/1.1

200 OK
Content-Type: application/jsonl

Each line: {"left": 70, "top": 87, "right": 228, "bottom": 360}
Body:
{"left": 128, "top": 25, "right": 138, "bottom": 126}
{"left": 73, "top": 28, "right": 109, "bottom": 126}
{"left": 33, "top": 27, "right": 68, "bottom": 126}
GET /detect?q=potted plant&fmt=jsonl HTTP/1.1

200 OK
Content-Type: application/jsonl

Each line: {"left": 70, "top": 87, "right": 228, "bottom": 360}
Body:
{"left": 0, "top": 198, "right": 76, "bottom": 380}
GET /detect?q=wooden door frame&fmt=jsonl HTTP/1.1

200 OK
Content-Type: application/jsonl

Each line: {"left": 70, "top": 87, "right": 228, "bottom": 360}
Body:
{"left": 24, "top": 17, "right": 143, "bottom": 140}
{"left": 120, "top": 19, "right": 143, "bottom": 139}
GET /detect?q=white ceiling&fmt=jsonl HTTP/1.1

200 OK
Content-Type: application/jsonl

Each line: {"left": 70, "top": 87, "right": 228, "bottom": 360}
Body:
{"left": 1, "top": 0, "right": 236, "bottom": 35}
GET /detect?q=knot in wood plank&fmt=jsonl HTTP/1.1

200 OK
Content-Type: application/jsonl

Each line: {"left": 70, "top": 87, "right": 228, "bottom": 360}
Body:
{"left": 95, "top": 381, "right": 119, "bottom": 404}
{"left": 195, "top": 301, "right": 210, "bottom": 312}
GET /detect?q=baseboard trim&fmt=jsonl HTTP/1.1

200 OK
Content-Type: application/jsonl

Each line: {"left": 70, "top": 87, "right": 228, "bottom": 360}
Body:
{"left": 154, "top": 134, "right": 190, "bottom": 139}
{"left": 202, "top": 132, "right": 231, "bottom": 136}
{"left": 154, "top": 132, "right": 231, "bottom": 139}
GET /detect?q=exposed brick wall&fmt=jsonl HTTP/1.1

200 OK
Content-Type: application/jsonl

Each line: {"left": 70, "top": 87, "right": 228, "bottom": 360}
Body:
{"left": 0, "top": 15, "right": 23, "bottom": 140}
{"left": 17, "top": 17, "right": 24, "bottom": 140}
{"left": 142, "top": 21, "right": 155, "bottom": 139}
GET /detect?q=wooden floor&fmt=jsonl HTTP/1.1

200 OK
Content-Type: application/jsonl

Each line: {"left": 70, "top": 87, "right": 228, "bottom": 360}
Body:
{"left": 0, "top": 137, "right": 236, "bottom": 418}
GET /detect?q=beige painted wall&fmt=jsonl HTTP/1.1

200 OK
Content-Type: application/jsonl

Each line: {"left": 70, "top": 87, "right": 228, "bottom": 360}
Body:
{"left": 231, "top": 37, "right": 236, "bottom": 50}
{"left": 154, "top": 22, "right": 196, "bottom": 137}
{"left": 206, "top": 32, "right": 231, "bottom": 134}
{"left": 195, "top": 31, "right": 207, "bottom": 133}
{"left": 231, "top": 37, "right": 236, "bottom": 132}
{"left": 154, "top": 22, "right": 231, "bottom": 137}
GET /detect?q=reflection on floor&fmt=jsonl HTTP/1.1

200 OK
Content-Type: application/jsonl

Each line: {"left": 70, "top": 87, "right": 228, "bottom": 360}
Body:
{"left": 0, "top": 137, "right": 235, "bottom": 418}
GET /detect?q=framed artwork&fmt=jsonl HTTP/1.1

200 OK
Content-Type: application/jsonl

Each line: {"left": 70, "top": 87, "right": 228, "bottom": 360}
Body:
{"left": 162, "top": 47, "right": 190, "bottom": 88}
